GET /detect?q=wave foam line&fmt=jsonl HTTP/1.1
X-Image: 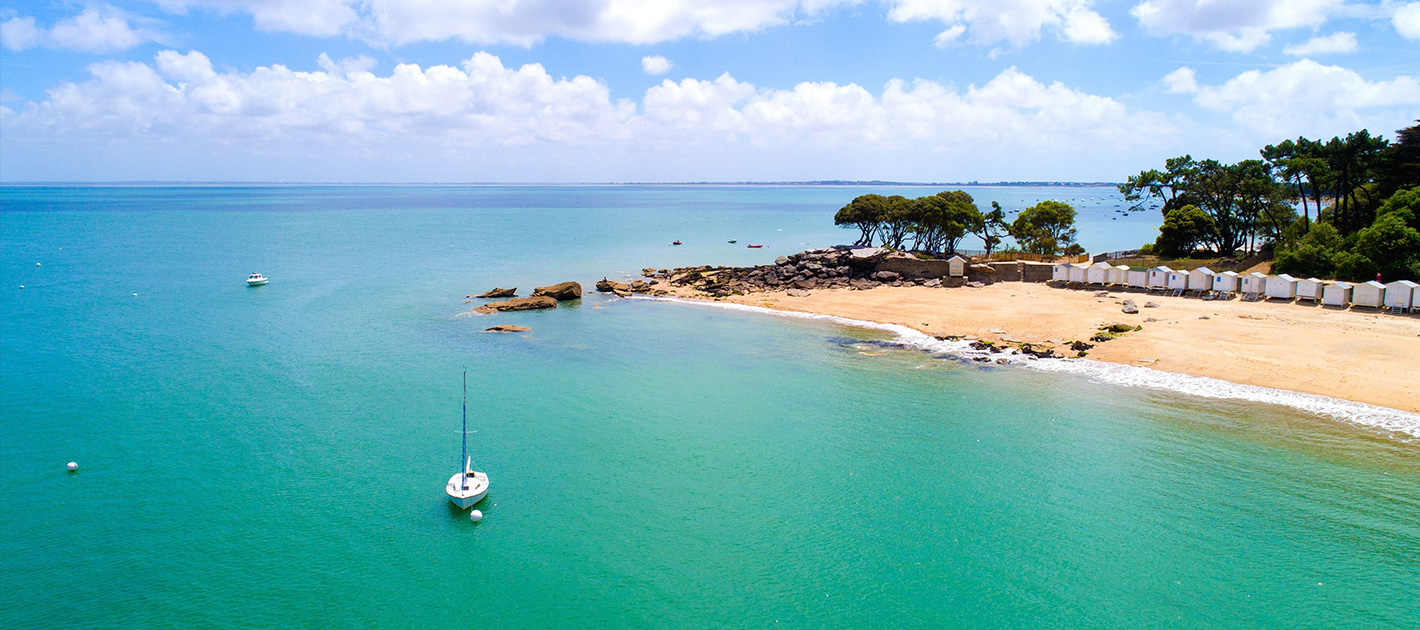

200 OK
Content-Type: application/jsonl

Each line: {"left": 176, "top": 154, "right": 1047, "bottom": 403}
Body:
{"left": 645, "top": 296, "right": 1420, "bottom": 439}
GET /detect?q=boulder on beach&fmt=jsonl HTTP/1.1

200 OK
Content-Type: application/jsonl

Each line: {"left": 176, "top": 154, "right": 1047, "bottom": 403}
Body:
{"left": 476, "top": 287, "right": 516, "bottom": 298}
{"left": 1122, "top": 299, "right": 1139, "bottom": 314}
{"left": 473, "top": 295, "right": 557, "bottom": 314}
{"left": 595, "top": 278, "right": 629, "bottom": 293}
{"left": 533, "top": 281, "right": 582, "bottom": 301}
{"left": 485, "top": 324, "right": 531, "bottom": 333}
{"left": 629, "top": 280, "right": 652, "bottom": 293}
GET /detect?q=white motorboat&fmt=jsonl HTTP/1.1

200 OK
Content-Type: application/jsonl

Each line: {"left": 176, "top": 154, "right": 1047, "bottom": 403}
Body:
{"left": 446, "top": 370, "right": 489, "bottom": 509}
{"left": 246, "top": 273, "right": 269, "bottom": 286}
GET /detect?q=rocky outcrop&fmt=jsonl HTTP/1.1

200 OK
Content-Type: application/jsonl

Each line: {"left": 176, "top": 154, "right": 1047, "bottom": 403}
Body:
{"left": 476, "top": 287, "right": 516, "bottom": 298}
{"left": 485, "top": 324, "right": 531, "bottom": 333}
{"left": 533, "top": 281, "right": 582, "bottom": 301}
{"left": 473, "top": 295, "right": 557, "bottom": 314}
{"left": 595, "top": 278, "right": 632, "bottom": 296}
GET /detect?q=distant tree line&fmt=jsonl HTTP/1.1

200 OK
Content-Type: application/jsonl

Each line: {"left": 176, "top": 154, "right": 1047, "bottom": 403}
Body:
{"left": 834, "top": 191, "right": 1083, "bottom": 256}
{"left": 1120, "top": 120, "right": 1420, "bottom": 281}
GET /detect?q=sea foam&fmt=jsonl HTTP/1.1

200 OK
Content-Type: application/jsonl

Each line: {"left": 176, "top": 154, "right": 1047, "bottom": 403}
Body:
{"left": 647, "top": 296, "right": 1420, "bottom": 440}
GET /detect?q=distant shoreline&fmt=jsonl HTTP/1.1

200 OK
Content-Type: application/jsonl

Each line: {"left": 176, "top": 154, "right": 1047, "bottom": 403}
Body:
{"left": 0, "top": 181, "right": 1123, "bottom": 188}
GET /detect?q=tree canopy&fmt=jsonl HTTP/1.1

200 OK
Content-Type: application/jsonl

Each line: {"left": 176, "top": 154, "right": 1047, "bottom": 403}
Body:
{"left": 1009, "top": 200, "right": 1077, "bottom": 255}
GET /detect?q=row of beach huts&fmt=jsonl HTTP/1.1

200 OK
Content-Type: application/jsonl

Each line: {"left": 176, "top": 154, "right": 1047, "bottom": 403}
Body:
{"left": 1049, "top": 261, "right": 1420, "bottom": 312}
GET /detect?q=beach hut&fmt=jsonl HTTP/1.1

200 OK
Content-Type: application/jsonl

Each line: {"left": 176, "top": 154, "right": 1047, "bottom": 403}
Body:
{"left": 1166, "top": 269, "right": 1189, "bottom": 293}
{"left": 1384, "top": 279, "right": 1419, "bottom": 313}
{"left": 1108, "top": 264, "right": 1130, "bottom": 286}
{"left": 1051, "top": 263, "right": 1070, "bottom": 282}
{"left": 1087, "top": 262, "right": 1112, "bottom": 285}
{"left": 947, "top": 255, "right": 967, "bottom": 278}
{"left": 1188, "top": 267, "right": 1215, "bottom": 294}
{"left": 1127, "top": 268, "right": 1148, "bottom": 289}
{"left": 1296, "top": 277, "right": 1326, "bottom": 302}
{"left": 1147, "top": 266, "right": 1172, "bottom": 291}
{"left": 1322, "top": 281, "right": 1353, "bottom": 307}
{"left": 1353, "top": 280, "right": 1385, "bottom": 309}
{"left": 1068, "top": 262, "right": 1088, "bottom": 284}
{"left": 1265, "top": 274, "right": 1298, "bottom": 300}
{"left": 1213, "top": 270, "right": 1239, "bottom": 296}
{"left": 1240, "top": 272, "right": 1267, "bottom": 299}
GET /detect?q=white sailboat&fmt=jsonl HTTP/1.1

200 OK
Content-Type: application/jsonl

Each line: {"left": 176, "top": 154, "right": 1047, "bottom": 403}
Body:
{"left": 446, "top": 370, "right": 489, "bottom": 509}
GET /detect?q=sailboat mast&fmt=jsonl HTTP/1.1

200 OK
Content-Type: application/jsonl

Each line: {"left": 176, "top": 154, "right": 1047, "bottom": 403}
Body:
{"left": 461, "top": 369, "right": 468, "bottom": 491}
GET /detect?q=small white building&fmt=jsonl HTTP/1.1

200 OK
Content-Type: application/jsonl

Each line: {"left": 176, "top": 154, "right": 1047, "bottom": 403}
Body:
{"left": 1087, "top": 261, "right": 1113, "bottom": 285}
{"left": 1052, "top": 263, "right": 1070, "bottom": 282}
{"left": 1068, "top": 262, "right": 1089, "bottom": 283}
{"left": 1265, "top": 274, "right": 1298, "bottom": 300}
{"left": 1167, "top": 269, "right": 1189, "bottom": 291}
{"left": 948, "top": 255, "right": 967, "bottom": 278}
{"left": 1297, "top": 277, "right": 1327, "bottom": 302}
{"left": 1353, "top": 280, "right": 1386, "bottom": 308}
{"left": 1188, "top": 267, "right": 1215, "bottom": 293}
{"left": 1148, "top": 266, "right": 1173, "bottom": 291}
{"left": 1240, "top": 272, "right": 1268, "bottom": 296}
{"left": 1127, "top": 268, "right": 1148, "bottom": 289}
{"left": 1384, "top": 279, "right": 1419, "bottom": 312}
{"left": 1322, "top": 281, "right": 1353, "bottom": 307}
{"left": 1108, "top": 264, "right": 1130, "bottom": 285}
{"left": 1213, "top": 270, "right": 1239, "bottom": 294}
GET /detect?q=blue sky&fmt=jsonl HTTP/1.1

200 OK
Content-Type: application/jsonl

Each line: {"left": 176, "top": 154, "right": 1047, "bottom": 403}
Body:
{"left": 1, "top": 1, "right": 1418, "bottom": 182}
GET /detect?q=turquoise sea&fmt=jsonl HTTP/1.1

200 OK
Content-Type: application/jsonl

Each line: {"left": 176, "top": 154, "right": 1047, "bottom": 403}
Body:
{"left": 2, "top": 185, "right": 1418, "bottom": 628}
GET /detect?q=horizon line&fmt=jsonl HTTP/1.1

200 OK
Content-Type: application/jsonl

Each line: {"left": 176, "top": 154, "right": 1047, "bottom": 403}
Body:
{"left": 0, "top": 180, "right": 1124, "bottom": 187}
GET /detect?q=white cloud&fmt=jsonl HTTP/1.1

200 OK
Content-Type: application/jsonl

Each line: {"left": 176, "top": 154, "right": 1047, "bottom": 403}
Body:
{"left": 1162, "top": 67, "right": 1198, "bottom": 94}
{"left": 886, "top": 0, "right": 1117, "bottom": 47}
{"left": 1283, "top": 31, "right": 1357, "bottom": 55}
{"left": 1395, "top": 2, "right": 1420, "bottom": 40}
{"left": 1189, "top": 59, "right": 1420, "bottom": 135}
{"left": 1, "top": 5, "right": 164, "bottom": 53}
{"left": 1130, "top": 0, "right": 1343, "bottom": 52}
{"left": 2, "top": 49, "right": 1175, "bottom": 181}
{"left": 641, "top": 55, "right": 673, "bottom": 75}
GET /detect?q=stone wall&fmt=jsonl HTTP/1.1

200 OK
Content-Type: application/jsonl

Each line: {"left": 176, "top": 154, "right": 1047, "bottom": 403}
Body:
{"left": 965, "top": 264, "right": 997, "bottom": 285}
{"left": 877, "top": 256, "right": 948, "bottom": 279}
{"left": 987, "top": 261, "right": 1022, "bottom": 281}
{"left": 1021, "top": 262, "right": 1054, "bottom": 282}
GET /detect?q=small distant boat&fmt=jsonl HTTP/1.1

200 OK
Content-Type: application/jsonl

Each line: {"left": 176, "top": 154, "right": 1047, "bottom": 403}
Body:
{"left": 446, "top": 370, "right": 489, "bottom": 510}
{"left": 672, "top": 241, "right": 683, "bottom": 245}
{"left": 728, "top": 239, "right": 737, "bottom": 244}
{"left": 246, "top": 273, "right": 268, "bottom": 286}
{"left": 747, "top": 244, "right": 764, "bottom": 249}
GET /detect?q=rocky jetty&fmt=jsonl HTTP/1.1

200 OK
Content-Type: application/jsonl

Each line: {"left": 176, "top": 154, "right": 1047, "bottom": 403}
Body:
{"left": 484, "top": 324, "right": 531, "bottom": 333}
{"left": 475, "top": 287, "right": 516, "bottom": 298}
{"left": 595, "top": 278, "right": 631, "bottom": 297}
{"left": 473, "top": 295, "right": 558, "bottom": 314}
{"left": 533, "top": 281, "right": 582, "bottom": 301}
{"left": 652, "top": 246, "right": 952, "bottom": 298}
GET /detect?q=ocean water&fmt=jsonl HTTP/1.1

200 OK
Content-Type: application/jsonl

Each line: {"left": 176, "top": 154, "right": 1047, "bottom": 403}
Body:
{"left": 2, "top": 185, "right": 1418, "bottom": 629}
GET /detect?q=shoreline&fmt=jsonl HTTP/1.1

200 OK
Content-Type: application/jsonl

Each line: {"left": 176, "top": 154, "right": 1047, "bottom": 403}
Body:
{"left": 636, "top": 281, "right": 1420, "bottom": 433}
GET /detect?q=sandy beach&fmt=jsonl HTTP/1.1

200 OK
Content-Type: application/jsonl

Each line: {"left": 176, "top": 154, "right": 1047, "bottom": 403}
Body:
{"left": 663, "top": 282, "right": 1420, "bottom": 414}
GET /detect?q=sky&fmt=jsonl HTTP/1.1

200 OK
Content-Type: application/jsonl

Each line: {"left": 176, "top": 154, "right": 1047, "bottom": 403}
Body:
{"left": 0, "top": 1, "right": 1418, "bottom": 183}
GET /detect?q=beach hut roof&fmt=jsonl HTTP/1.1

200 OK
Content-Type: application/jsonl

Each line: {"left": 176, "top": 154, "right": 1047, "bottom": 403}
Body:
{"left": 1090, "top": 261, "right": 1112, "bottom": 269}
{"left": 1246, "top": 271, "right": 1267, "bottom": 278}
{"left": 1305, "top": 277, "right": 1323, "bottom": 282}
{"left": 1331, "top": 281, "right": 1353, "bottom": 289}
{"left": 1151, "top": 265, "right": 1172, "bottom": 272}
{"left": 948, "top": 254, "right": 967, "bottom": 262}
{"left": 1275, "top": 273, "right": 1296, "bottom": 281}
{"left": 1195, "top": 266, "right": 1214, "bottom": 273}
{"left": 1220, "top": 270, "right": 1238, "bottom": 277}
{"left": 1387, "top": 279, "right": 1420, "bottom": 288}
{"left": 1363, "top": 280, "right": 1385, "bottom": 289}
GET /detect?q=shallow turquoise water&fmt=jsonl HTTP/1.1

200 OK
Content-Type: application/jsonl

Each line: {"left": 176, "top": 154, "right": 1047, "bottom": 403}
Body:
{"left": 2, "top": 186, "right": 1417, "bottom": 628}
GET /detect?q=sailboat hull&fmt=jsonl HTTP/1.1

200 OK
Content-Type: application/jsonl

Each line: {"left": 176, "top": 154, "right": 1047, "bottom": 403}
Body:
{"left": 446, "top": 471, "right": 489, "bottom": 509}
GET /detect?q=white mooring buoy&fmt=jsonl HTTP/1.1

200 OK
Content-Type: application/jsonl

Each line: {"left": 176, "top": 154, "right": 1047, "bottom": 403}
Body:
{"left": 67, "top": 462, "right": 78, "bottom": 471}
{"left": 469, "top": 509, "right": 483, "bottom": 522}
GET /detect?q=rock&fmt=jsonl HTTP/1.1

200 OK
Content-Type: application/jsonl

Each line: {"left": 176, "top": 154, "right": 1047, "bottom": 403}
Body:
{"left": 995, "top": 358, "right": 1011, "bottom": 364}
{"left": 1094, "top": 291, "right": 1110, "bottom": 298}
{"left": 850, "top": 247, "right": 886, "bottom": 262}
{"left": 1068, "top": 340, "right": 1094, "bottom": 352}
{"left": 1144, "top": 302, "right": 1160, "bottom": 308}
{"left": 629, "top": 280, "right": 652, "bottom": 293}
{"left": 1198, "top": 315, "right": 1210, "bottom": 320}
{"left": 1018, "top": 343, "right": 1056, "bottom": 359}
{"left": 1144, "top": 317, "right": 1162, "bottom": 323}
{"left": 476, "top": 287, "right": 517, "bottom": 298}
{"left": 472, "top": 295, "right": 558, "bottom": 313}
{"left": 484, "top": 325, "right": 531, "bottom": 333}
{"left": 872, "top": 270, "right": 900, "bottom": 281}
{"left": 533, "top": 281, "right": 582, "bottom": 301}
{"left": 775, "top": 256, "right": 791, "bottom": 266}
{"left": 595, "top": 278, "right": 629, "bottom": 293}
{"left": 1121, "top": 299, "right": 1138, "bottom": 314}
{"left": 787, "top": 290, "right": 811, "bottom": 297}
{"left": 924, "top": 278, "right": 942, "bottom": 288}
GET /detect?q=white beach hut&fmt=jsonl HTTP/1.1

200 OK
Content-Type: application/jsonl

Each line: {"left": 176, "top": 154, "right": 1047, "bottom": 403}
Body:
{"left": 1127, "top": 268, "right": 1148, "bottom": 289}
{"left": 1240, "top": 272, "right": 1267, "bottom": 299}
{"left": 1322, "top": 281, "right": 1353, "bottom": 307}
{"left": 1265, "top": 274, "right": 1298, "bottom": 300}
{"left": 1147, "top": 266, "right": 1172, "bottom": 291}
{"left": 1052, "top": 263, "right": 1070, "bottom": 282}
{"left": 947, "top": 255, "right": 967, "bottom": 278}
{"left": 1188, "top": 267, "right": 1215, "bottom": 294}
{"left": 1166, "top": 269, "right": 1189, "bottom": 293}
{"left": 1087, "top": 262, "right": 1113, "bottom": 285}
{"left": 1109, "top": 264, "right": 1130, "bottom": 286}
{"left": 1068, "top": 262, "right": 1089, "bottom": 284}
{"left": 1353, "top": 280, "right": 1385, "bottom": 309}
{"left": 1384, "top": 279, "right": 1419, "bottom": 313}
{"left": 1297, "top": 277, "right": 1326, "bottom": 302}
{"left": 1213, "top": 271, "right": 1239, "bottom": 296}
